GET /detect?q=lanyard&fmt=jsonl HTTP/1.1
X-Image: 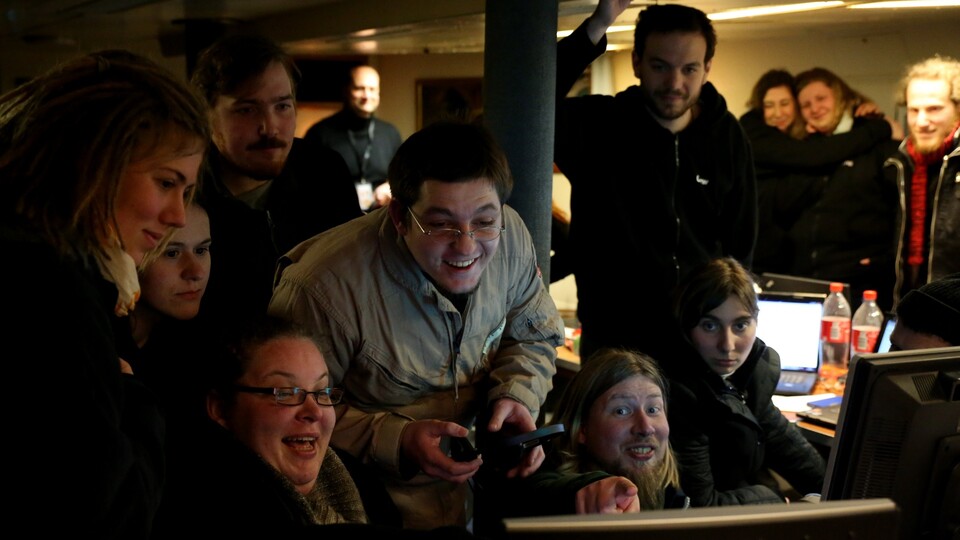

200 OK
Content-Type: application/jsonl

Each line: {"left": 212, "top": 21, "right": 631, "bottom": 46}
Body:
{"left": 346, "top": 119, "right": 376, "bottom": 180}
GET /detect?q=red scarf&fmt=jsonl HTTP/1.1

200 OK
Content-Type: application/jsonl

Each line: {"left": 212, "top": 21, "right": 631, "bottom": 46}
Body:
{"left": 905, "top": 122, "right": 959, "bottom": 267}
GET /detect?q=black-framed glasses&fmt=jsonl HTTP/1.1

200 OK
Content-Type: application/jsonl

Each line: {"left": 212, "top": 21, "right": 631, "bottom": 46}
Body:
{"left": 408, "top": 208, "right": 505, "bottom": 243}
{"left": 233, "top": 385, "right": 344, "bottom": 406}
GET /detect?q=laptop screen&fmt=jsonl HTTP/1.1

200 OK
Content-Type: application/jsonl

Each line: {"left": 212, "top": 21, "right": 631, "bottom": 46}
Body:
{"left": 756, "top": 295, "right": 824, "bottom": 372}
{"left": 877, "top": 317, "right": 896, "bottom": 353}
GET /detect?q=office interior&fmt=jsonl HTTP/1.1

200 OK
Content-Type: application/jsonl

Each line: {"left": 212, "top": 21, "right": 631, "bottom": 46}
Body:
{"left": 2, "top": 1, "right": 957, "bottom": 537}
{"left": 0, "top": 1, "right": 955, "bottom": 312}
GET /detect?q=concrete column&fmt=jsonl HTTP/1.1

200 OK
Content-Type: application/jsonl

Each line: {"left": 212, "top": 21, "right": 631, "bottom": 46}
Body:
{"left": 483, "top": 0, "right": 558, "bottom": 285}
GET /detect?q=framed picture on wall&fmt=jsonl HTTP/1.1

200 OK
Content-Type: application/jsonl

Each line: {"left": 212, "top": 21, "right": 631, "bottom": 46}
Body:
{"left": 416, "top": 77, "right": 483, "bottom": 130}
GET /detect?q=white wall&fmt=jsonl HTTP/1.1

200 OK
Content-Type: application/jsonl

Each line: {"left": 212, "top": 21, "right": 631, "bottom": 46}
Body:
{"left": 360, "top": 19, "right": 956, "bottom": 315}
{"left": 3, "top": 18, "right": 954, "bottom": 317}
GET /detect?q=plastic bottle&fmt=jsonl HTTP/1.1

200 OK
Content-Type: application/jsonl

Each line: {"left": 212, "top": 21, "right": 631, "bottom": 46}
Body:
{"left": 820, "top": 282, "right": 852, "bottom": 380}
{"left": 852, "top": 290, "right": 883, "bottom": 356}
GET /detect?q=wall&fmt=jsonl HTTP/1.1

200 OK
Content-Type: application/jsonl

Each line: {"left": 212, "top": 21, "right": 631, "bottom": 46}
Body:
{"left": 347, "top": 19, "right": 955, "bottom": 316}
{"left": 2, "top": 16, "right": 955, "bottom": 317}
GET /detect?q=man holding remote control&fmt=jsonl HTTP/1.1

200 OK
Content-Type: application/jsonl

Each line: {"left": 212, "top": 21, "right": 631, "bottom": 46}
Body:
{"left": 269, "top": 121, "right": 565, "bottom": 531}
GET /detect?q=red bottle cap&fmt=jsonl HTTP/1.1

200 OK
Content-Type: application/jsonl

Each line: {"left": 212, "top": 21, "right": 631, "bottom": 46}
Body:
{"left": 863, "top": 290, "right": 877, "bottom": 301}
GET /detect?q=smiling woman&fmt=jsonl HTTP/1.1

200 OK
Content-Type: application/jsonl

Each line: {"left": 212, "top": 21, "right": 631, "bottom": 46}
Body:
{"left": 0, "top": 50, "right": 209, "bottom": 538}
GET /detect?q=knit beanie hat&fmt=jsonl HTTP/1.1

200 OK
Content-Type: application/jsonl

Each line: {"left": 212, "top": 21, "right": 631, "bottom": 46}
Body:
{"left": 895, "top": 273, "right": 960, "bottom": 346}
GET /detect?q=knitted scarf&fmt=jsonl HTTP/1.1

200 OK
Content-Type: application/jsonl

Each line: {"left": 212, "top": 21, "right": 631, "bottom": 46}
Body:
{"left": 905, "top": 122, "right": 960, "bottom": 267}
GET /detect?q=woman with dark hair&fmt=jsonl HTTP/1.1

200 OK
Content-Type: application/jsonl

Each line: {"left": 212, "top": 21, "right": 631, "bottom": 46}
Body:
{"left": 666, "top": 257, "right": 825, "bottom": 507}
{"left": 739, "top": 68, "right": 894, "bottom": 274}
{"left": 0, "top": 50, "right": 209, "bottom": 537}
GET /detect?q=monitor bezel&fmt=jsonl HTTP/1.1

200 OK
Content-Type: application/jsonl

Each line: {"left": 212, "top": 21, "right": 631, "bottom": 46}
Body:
{"left": 502, "top": 498, "right": 900, "bottom": 539}
{"left": 821, "top": 346, "right": 960, "bottom": 539}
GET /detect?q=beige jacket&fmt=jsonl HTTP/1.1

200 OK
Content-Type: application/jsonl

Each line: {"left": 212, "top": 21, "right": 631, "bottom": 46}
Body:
{"left": 269, "top": 206, "right": 563, "bottom": 529}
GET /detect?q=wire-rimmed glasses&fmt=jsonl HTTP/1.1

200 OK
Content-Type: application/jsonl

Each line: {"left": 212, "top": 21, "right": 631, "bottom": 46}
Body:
{"left": 408, "top": 208, "right": 505, "bottom": 243}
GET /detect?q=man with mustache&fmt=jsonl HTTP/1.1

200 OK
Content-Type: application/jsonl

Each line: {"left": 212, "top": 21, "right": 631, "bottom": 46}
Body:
{"left": 886, "top": 55, "right": 960, "bottom": 307}
{"left": 554, "top": 0, "right": 757, "bottom": 367}
{"left": 190, "top": 35, "right": 363, "bottom": 321}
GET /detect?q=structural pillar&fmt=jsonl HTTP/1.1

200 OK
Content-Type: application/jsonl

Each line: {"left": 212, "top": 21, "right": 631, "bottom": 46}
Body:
{"left": 483, "top": 0, "right": 558, "bottom": 285}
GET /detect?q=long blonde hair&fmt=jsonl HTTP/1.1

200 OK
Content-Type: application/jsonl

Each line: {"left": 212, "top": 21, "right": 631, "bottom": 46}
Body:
{"left": 551, "top": 348, "right": 680, "bottom": 495}
{"left": 0, "top": 50, "right": 210, "bottom": 258}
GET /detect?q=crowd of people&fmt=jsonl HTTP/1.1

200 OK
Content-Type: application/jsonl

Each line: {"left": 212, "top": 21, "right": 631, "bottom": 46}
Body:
{"left": 2, "top": 0, "right": 957, "bottom": 538}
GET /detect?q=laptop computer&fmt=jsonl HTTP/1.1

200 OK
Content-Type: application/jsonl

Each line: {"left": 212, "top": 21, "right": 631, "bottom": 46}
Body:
{"left": 757, "top": 293, "right": 825, "bottom": 396}
{"left": 876, "top": 316, "right": 896, "bottom": 353}
{"left": 759, "top": 273, "right": 850, "bottom": 304}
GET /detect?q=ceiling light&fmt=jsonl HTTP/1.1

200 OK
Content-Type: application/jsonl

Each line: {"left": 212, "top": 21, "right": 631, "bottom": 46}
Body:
{"left": 848, "top": 1, "right": 960, "bottom": 8}
{"left": 707, "top": 1, "right": 845, "bottom": 21}
{"left": 556, "top": 24, "right": 634, "bottom": 39}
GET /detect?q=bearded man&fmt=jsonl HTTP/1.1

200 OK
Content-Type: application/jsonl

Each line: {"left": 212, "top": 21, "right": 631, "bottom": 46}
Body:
{"left": 478, "top": 348, "right": 688, "bottom": 535}
{"left": 886, "top": 55, "right": 960, "bottom": 308}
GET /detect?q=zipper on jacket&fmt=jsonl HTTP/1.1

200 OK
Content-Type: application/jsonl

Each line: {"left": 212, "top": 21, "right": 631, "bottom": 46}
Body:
{"left": 886, "top": 156, "right": 907, "bottom": 308}
{"left": 672, "top": 136, "right": 681, "bottom": 279}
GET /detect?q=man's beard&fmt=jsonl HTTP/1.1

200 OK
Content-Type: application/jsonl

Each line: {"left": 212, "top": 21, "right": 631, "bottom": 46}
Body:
{"left": 642, "top": 86, "right": 699, "bottom": 122}
{"left": 912, "top": 134, "right": 946, "bottom": 155}
{"left": 619, "top": 461, "right": 668, "bottom": 510}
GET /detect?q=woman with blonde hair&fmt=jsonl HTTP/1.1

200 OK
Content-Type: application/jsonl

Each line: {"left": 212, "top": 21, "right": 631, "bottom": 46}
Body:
{"left": 0, "top": 50, "right": 209, "bottom": 538}
{"left": 739, "top": 68, "right": 894, "bottom": 274}
{"left": 791, "top": 67, "right": 901, "bottom": 309}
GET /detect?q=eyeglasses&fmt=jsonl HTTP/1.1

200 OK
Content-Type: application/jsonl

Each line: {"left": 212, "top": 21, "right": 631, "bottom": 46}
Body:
{"left": 408, "top": 208, "right": 505, "bottom": 243}
{"left": 233, "top": 385, "right": 344, "bottom": 406}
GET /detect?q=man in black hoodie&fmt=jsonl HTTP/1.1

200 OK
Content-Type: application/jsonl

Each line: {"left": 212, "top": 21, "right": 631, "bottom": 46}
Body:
{"left": 555, "top": 0, "right": 757, "bottom": 365}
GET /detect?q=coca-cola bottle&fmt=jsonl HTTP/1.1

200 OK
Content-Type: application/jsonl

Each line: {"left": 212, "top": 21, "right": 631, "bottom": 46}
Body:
{"left": 852, "top": 290, "right": 883, "bottom": 356}
{"left": 820, "top": 282, "right": 851, "bottom": 392}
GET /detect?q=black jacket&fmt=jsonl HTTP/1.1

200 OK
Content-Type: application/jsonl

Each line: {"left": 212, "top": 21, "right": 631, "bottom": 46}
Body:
{"left": 787, "top": 119, "right": 900, "bottom": 310}
{"left": 666, "top": 338, "right": 825, "bottom": 507}
{"left": 304, "top": 108, "right": 402, "bottom": 189}
{"left": 200, "top": 138, "right": 363, "bottom": 323}
{"left": 2, "top": 223, "right": 165, "bottom": 538}
{"left": 886, "top": 131, "right": 960, "bottom": 307}
{"left": 739, "top": 109, "right": 892, "bottom": 275}
{"left": 555, "top": 23, "right": 757, "bottom": 363}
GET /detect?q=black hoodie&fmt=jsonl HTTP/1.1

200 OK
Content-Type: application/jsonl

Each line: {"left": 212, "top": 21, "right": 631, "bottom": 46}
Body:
{"left": 554, "top": 23, "right": 757, "bottom": 364}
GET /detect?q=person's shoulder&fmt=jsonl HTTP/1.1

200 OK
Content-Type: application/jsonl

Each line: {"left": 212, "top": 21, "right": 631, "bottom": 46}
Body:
{"left": 0, "top": 226, "right": 87, "bottom": 286}
{"left": 284, "top": 138, "right": 352, "bottom": 182}
{"left": 290, "top": 136, "right": 346, "bottom": 161}
{"left": 280, "top": 213, "right": 380, "bottom": 272}
{"left": 738, "top": 108, "right": 767, "bottom": 130}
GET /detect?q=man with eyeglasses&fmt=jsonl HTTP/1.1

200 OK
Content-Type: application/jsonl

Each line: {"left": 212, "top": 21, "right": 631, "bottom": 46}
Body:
{"left": 269, "top": 121, "right": 565, "bottom": 530}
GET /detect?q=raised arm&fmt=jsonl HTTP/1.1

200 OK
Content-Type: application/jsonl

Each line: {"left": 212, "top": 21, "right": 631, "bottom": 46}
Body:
{"left": 557, "top": 0, "right": 631, "bottom": 97}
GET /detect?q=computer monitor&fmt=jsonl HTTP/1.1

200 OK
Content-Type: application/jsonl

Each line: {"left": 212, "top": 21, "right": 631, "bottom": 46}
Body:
{"left": 758, "top": 272, "right": 850, "bottom": 302}
{"left": 502, "top": 499, "right": 900, "bottom": 539}
{"left": 822, "top": 346, "right": 960, "bottom": 540}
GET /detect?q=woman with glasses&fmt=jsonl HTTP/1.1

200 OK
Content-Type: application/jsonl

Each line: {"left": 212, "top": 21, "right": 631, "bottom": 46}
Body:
{"left": 209, "top": 316, "right": 366, "bottom": 524}
{"left": 0, "top": 50, "right": 208, "bottom": 538}
{"left": 157, "top": 316, "right": 477, "bottom": 538}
